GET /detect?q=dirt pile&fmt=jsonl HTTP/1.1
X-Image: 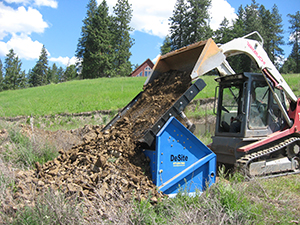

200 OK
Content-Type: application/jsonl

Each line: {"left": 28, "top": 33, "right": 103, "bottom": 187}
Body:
{"left": 9, "top": 70, "right": 192, "bottom": 215}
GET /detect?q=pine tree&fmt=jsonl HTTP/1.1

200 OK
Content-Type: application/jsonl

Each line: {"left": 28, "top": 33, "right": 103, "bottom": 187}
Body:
{"left": 0, "top": 59, "right": 3, "bottom": 91}
{"left": 259, "top": 4, "right": 284, "bottom": 67}
{"left": 259, "top": 5, "right": 272, "bottom": 50}
{"left": 270, "top": 5, "right": 284, "bottom": 65}
{"left": 63, "top": 65, "right": 77, "bottom": 81}
{"left": 185, "top": 0, "right": 212, "bottom": 44}
{"left": 213, "top": 18, "right": 234, "bottom": 44}
{"left": 221, "top": 6, "right": 246, "bottom": 74}
{"left": 57, "top": 66, "right": 65, "bottom": 83}
{"left": 160, "top": 35, "right": 172, "bottom": 55}
{"left": 280, "top": 56, "right": 296, "bottom": 74}
{"left": 3, "top": 49, "right": 23, "bottom": 90}
{"left": 18, "top": 70, "right": 27, "bottom": 89}
{"left": 29, "top": 45, "right": 49, "bottom": 86}
{"left": 48, "top": 63, "right": 58, "bottom": 83}
{"left": 112, "top": 0, "right": 134, "bottom": 77}
{"left": 76, "top": 0, "right": 97, "bottom": 70}
{"left": 232, "top": 5, "right": 246, "bottom": 38}
{"left": 287, "top": 11, "right": 300, "bottom": 73}
{"left": 244, "top": 0, "right": 263, "bottom": 35}
{"left": 230, "top": 1, "right": 263, "bottom": 73}
{"left": 77, "top": 0, "right": 113, "bottom": 78}
{"left": 169, "top": 0, "right": 188, "bottom": 50}
{"left": 290, "top": 42, "right": 300, "bottom": 73}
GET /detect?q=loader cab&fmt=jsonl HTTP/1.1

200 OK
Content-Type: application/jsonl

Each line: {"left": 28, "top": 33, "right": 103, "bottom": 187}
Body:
{"left": 211, "top": 72, "right": 287, "bottom": 164}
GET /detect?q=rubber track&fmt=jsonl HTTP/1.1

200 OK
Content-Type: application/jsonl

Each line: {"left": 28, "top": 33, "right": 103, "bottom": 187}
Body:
{"left": 236, "top": 136, "right": 300, "bottom": 176}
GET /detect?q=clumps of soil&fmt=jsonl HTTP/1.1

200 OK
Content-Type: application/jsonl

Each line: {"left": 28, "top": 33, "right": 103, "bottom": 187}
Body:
{"left": 124, "top": 70, "right": 191, "bottom": 140}
{"left": 8, "top": 70, "right": 192, "bottom": 216}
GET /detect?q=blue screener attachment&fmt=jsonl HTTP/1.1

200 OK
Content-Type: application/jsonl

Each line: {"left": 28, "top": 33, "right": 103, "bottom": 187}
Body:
{"left": 144, "top": 117, "right": 216, "bottom": 196}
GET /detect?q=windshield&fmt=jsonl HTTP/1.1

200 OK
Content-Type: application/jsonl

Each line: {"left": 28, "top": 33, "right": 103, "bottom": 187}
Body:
{"left": 219, "top": 84, "right": 243, "bottom": 133}
{"left": 249, "top": 81, "right": 269, "bottom": 129}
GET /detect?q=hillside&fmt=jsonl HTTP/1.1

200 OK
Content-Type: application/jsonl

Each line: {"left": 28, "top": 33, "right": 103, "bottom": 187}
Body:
{"left": 0, "top": 73, "right": 299, "bottom": 119}
{"left": 0, "top": 75, "right": 217, "bottom": 118}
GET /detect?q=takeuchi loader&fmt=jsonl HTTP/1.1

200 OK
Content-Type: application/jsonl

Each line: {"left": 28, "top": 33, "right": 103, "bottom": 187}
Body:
{"left": 104, "top": 31, "right": 300, "bottom": 196}
{"left": 147, "top": 31, "right": 300, "bottom": 177}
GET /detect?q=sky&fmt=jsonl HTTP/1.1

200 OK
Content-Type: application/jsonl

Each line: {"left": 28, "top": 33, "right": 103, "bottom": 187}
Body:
{"left": 0, "top": 0, "right": 299, "bottom": 73}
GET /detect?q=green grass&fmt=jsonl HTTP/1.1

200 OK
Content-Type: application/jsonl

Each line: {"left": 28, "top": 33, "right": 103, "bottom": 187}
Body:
{"left": 0, "top": 77, "right": 146, "bottom": 117}
{"left": 0, "top": 75, "right": 217, "bottom": 118}
{"left": 0, "top": 74, "right": 299, "bottom": 118}
{"left": 282, "top": 73, "right": 300, "bottom": 96}
{"left": 194, "top": 75, "right": 218, "bottom": 99}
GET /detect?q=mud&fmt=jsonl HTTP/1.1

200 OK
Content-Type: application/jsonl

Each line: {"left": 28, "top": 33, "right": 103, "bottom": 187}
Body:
{"left": 8, "top": 70, "right": 192, "bottom": 215}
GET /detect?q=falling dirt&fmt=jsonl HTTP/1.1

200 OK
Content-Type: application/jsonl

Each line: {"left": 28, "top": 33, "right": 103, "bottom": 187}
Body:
{"left": 123, "top": 70, "right": 191, "bottom": 141}
{"left": 6, "top": 70, "right": 192, "bottom": 216}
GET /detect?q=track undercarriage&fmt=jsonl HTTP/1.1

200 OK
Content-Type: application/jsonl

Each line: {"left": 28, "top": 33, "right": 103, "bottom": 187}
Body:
{"left": 236, "top": 136, "right": 300, "bottom": 178}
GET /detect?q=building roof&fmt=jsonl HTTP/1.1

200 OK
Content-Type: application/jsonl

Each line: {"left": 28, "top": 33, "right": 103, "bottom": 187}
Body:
{"left": 130, "top": 58, "right": 154, "bottom": 77}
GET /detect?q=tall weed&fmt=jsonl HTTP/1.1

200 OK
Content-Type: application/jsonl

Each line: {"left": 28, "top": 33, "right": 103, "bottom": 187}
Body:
{"left": 2, "top": 127, "right": 58, "bottom": 169}
{"left": 12, "top": 189, "right": 84, "bottom": 225}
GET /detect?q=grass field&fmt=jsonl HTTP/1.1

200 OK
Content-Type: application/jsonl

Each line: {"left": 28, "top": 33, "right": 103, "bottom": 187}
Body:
{"left": 0, "top": 74, "right": 299, "bottom": 118}
{"left": 0, "top": 77, "right": 146, "bottom": 117}
{"left": 0, "top": 75, "right": 217, "bottom": 117}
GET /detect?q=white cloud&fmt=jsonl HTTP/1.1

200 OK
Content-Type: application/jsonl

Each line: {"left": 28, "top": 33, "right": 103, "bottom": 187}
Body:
{"left": 152, "top": 54, "right": 160, "bottom": 64}
{"left": 4, "top": 0, "right": 58, "bottom": 8}
{"left": 209, "top": 0, "right": 237, "bottom": 30}
{"left": 0, "top": 34, "right": 44, "bottom": 59}
{"left": 106, "top": 0, "right": 237, "bottom": 38}
{"left": 0, "top": 2, "right": 48, "bottom": 39}
{"left": 0, "top": 1, "right": 50, "bottom": 59}
{"left": 49, "top": 56, "right": 78, "bottom": 66}
{"left": 34, "top": 0, "right": 58, "bottom": 8}
{"left": 4, "top": 0, "right": 30, "bottom": 4}
{"left": 106, "top": 0, "right": 175, "bottom": 38}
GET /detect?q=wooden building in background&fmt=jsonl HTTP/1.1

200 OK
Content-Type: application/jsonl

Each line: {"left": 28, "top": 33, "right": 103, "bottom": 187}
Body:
{"left": 130, "top": 58, "right": 154, "bottom": 77}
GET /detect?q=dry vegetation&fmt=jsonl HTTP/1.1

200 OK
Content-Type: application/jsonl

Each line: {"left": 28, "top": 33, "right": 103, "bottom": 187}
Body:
{"left": 1, "top": 111, "right": 300, "bottom": 224}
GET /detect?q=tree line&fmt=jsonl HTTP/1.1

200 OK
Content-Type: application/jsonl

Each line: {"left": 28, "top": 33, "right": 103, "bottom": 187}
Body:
{"left": 0, "top": 0, "right": 299, "bottom": 92}
{"left": 0, "top": 46, "right": 77, "bottom": 91}
{"left": 161, "top": 0, "right": 300, "bottom": 74}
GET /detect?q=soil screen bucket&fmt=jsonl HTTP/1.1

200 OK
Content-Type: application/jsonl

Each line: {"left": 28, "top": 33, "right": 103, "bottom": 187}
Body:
{"left": 145, "top": 38, "right": 225, "bottom": 86}
{"left": 143, "top": 117, "right": 216, "bottom": 196}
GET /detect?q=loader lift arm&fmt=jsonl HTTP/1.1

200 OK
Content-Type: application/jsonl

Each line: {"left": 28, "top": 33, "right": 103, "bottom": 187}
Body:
{"left": 147, "top": 31, "right": 296, "bottom": 102}
{"left": 146, "top": 31, "right": 296, "bottom": 128}
{"left": 218, "top": 31, "right": 297, "bottom": 103}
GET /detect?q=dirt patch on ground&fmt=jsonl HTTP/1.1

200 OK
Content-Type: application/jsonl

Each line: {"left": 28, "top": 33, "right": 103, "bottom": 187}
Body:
{"left": 20, "top": 124, "right": 102, "bottom": 152}
{"left": 4, "top": 70, "right": 192, "bottom": 217}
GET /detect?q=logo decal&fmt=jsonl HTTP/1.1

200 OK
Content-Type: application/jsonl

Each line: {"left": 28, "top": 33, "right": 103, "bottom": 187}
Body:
{"left": 171, "top": 154, "right": 188, "bottom": 162}
{"left": 171, "top": 154, "right": 188, "bottom": 167}
{"left": 173, "top": 162, "right": 185, "bottom": 167}
{"left": 247, "top": 41, "right": 266, "bottom": 65}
